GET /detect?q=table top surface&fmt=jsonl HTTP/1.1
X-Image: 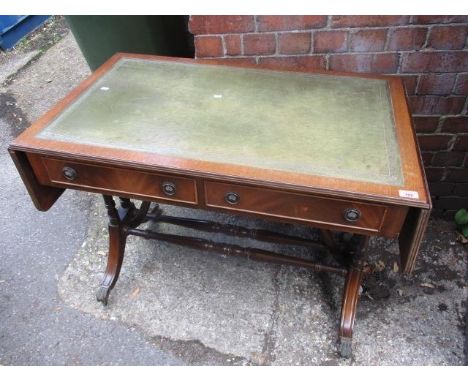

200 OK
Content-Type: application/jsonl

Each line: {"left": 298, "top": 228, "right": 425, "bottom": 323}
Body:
{"left": 38, "top": 57, "right": 403, "bottom": 186}
{"left": 11, "top": 54, "right": 430, "bottom": 207}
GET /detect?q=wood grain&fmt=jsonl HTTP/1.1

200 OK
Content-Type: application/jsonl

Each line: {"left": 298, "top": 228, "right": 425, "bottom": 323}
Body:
{"left": 31, "top": 154, "right": 198, "bottom": 206}
{"left": 399, "top": 207, "right": 431, "bottom": 273}
{"left": 204, "top": 181, "right": 407, "bottom": 237}
{"left": 8, "top": 149, "right": 63, "bottom": 211}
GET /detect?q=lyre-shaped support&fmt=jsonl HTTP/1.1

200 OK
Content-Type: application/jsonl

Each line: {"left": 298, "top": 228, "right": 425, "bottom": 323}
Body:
{"left": 338, "top": 235, "right": 369, "bottom": 357}
{"left": 96, "top": 196, "right": 151, "bottom": 305}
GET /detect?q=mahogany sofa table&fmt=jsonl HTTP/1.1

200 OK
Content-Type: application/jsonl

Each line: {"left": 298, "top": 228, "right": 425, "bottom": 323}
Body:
{"left": 9, "top": 53, "right": 431, "bottom": 357}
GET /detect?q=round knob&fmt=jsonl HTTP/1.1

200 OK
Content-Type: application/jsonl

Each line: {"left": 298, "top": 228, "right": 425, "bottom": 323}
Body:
{"left": 344, "top": 208, "right": 361, "bottom": 222}
{"left": 162, "top": 181, "right": 176, "bottom": 196}
{"left": 62, "top": 166, "right": 77, "bottom": 181}
{"left": 225, "top": 192, "right": 240, "bottom": 205}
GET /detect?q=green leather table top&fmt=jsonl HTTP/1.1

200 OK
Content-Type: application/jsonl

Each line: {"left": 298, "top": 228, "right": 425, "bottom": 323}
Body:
{"left": 37, "top": 58, "right": 403, "bottom": 186}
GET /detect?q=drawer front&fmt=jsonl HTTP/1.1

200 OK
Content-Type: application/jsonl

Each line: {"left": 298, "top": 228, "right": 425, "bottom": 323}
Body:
{"left": 38, "top": 157, "right": 197, "bottom": 205}
{"left": 204, "top": 181, "right": 390, "bottom": 233}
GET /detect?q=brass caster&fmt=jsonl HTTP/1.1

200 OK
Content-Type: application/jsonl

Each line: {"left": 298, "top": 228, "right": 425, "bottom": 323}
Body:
{"left": 339, "top": 337, "right": 353, "bottom": 358}
{"left": 96, "top": 285, "right": 110, "bottom": 306}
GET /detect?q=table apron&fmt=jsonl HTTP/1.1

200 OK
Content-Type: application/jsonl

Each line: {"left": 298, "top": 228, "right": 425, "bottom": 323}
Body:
{"left": 26, "top": 152, "right": 408, "bottom": 238}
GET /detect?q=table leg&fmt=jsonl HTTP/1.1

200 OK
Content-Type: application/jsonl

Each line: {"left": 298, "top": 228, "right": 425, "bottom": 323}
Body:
{"left": 96, "top": 224, "right": 127, "bottom": 305}
{"left": 96, "top": 195, "right": 127, "bottom": 305}
{"left": 339, "top": 235, "right": 368, "bottom": 358}
{"left": 96, "top": 196, "right": 153, "bottom": 305}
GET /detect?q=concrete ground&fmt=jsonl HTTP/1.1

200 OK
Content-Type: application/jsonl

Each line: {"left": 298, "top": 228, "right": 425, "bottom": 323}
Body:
{"left": 0, "top": 18, "right": 466, "bottom": 365}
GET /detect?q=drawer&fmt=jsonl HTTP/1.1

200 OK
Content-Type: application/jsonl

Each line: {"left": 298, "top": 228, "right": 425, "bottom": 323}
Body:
{"left": 33, "top": 156, "right": 198, "bottom": 205}
{"left": 204, "top": 181, "right": 405, "bottom": 235}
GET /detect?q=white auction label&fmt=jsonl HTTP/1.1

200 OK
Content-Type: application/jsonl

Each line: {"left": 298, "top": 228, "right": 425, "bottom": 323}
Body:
{"left": 398, "top": 190, "right": 419, "bottom": 199}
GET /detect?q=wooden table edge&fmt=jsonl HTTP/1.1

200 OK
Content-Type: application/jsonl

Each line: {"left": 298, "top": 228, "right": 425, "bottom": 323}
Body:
{"left": 8, "top": 143, "right": 432, "bottom": 211}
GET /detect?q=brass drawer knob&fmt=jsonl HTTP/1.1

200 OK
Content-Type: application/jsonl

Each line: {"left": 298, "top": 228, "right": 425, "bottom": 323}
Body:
{"left": 344, "top": 208, "right": 361, "bottom": 222}
{"left": 62, "top": 166, "right": 77, "bottom": 181}
{"left": 225, "top": 192, "right": 240, "bottom": 205}
{"left": 162, "top": 181, "right": 176, "bottom": 196}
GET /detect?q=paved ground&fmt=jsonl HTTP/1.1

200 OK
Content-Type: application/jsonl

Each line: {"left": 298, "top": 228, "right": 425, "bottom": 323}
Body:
{"left": 0, "top": 19, "right": 466, "bottom": 365}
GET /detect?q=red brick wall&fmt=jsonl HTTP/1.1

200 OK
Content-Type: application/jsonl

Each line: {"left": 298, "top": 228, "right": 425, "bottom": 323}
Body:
{"left": 189, "top": 16, "right": 468, "bottom": 218}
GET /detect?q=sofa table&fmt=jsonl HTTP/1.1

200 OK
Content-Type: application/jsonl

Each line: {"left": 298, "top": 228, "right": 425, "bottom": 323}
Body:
{"left": 8, "top": 53, "right": 431, "bottom": 357}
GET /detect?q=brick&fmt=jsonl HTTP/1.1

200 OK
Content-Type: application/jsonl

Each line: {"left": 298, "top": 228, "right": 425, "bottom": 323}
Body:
{"left": 313, "top": 31, "right": 347, "bottom": 53}
{"left": 258, "top": 56, "right": 326, "bottom": 71}
{"left": 224, "top": 34, "right": 242, "bottom": 56}
{"left": 413, "top": 16, "right": 468, "bottom": 24}
{"left": 453, "top": 74, "right": 468, "bottom": 96}
{"left": 421, "top": 152, "right": 434, "bottom": 166}
{"left": 194, "top": 36, "right": 223, "bottom": 58}
{"left": 331, "top": 15, "right": 409, "bottom": 28}
{"left": 453, "top": 135, "right": 468, "bottom": 151}
{"left": 402, "top": 76, "right": 420, "bottom": 95}
{"left": 400, "top": 75, "right": 418, "bottom": 95}
{"left": 278, "top": 32, "right": 311, "bottom": 54}
{"left": 329, "top": 53, "right": 398, "bottom": 73}
{"left": 189, "top": 16, "right": 254, "bottom": 34}
{"left": 434, "top": 197, "right": 468, "bottom": 210}
{"left": 243, "top": 33, "right": 276, "bottom": 55}
{"left": 427, "top": 26, "right": 468, "bottom": 50}
{"left": 425, "top": 167, "right": 445, "bottom": 181}
{"left": 257, "top": 16, "right": 327, "bottom": 31}
{"left": 401, "top": 52, "right": 468, "bottom": 73}
{"left": 349, "top": 29, "right": 386, "bottom": 52}
{"left": 432, "top": 208, "right": 459, "bottom": 219}
{"left": 417, "top": 74, "right": 457, "bottom": 95}
{"left": 454, "top": 183, "right": 468, "bottom": 196}
{"left": 432, "top": 151, "right": 466, "bottom": 166}
{"left": 445, "top": 168, "right": 468, "bottom": 182}
{"left": 417, "top": 134, "right": 453, "bottom": 150}
{"left": 440, "top": 117, "right": 468, "bottom": 133}
{"left": 429, "top": 182, "right": 455, "bottom": 196}
{"left": 409, "top": 96, "right": 466, "bottom": 115}
{"left": 427, "top": 208, "right": 444, "bottom": 219}
{"left": 364, "top": 53, "right": 399, "bottom": 73}
{"left": 412, "top": 116, "right": 440, "bottom": 133}
{"left": 387, "top": 28, "right": 427, "bottom": 51}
